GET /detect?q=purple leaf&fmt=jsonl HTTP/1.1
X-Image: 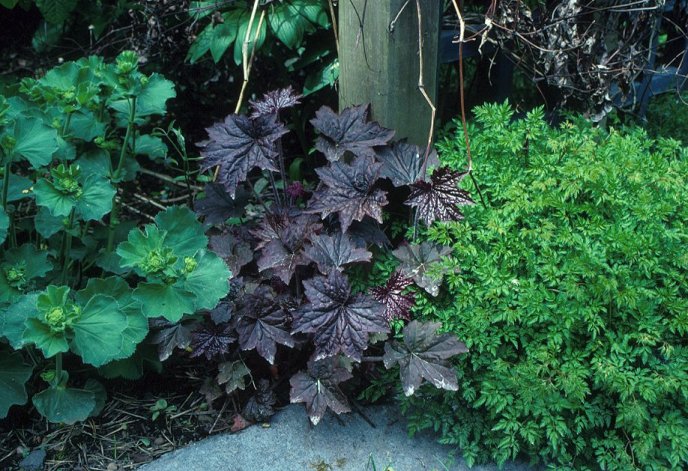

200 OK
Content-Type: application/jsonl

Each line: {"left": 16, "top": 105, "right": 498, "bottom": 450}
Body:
{"left": 289, "top": 357, "right": 353, "bottom": 425}
{"left": 195, "top": 183, "right": 249, "bottom": 224}
{"left": 406, "top": 166, "right": 474, "bottom": 225}
{"left": 393, "top": 242, "right": 452, "bottom": 296}
{"left": 249, "top": 86, "right": 302, "bottom": 118}
{"left": 242, "top": 378, "right": 276, "bottom": 422}
{"left": 347, "top": 218, "right": 391, "bottom": 248}
{"left": 306, "top": 156, "right": 388, "bottom": 233}
{"left": 209, "top": 231, "right": 254, "bottom": 276}
{"left": 383, "top": 320, "right": 468, "bottom": 396}
{"left": 376, "top": 142, "right": 439, "bottom": 187}
{"left": 236, "top": 288, "right": 295, "bottom": 364}
{"left": 190, "top": 323, "right": 236, "bottom": 360}
{"left": 305, "top": 232, "right": 372, "bottom": 275}
{"left": 292, "top": 270, "right": 388, "bottom": 361}
{"left": 370, "top": 271, "right": 416, "bottom": 321}
{"left": 199, "top": 113, "right": 288, "bottom": 197}
{"left": 209, "top": 300, "right": 233, "bottom": 324}
{"left": 255, "top": 210, "right": 322, "bottom": 284}
{"left": 150, "top": 322, "right": 194, "bottom": 362}
{"left": 310, "top": 105, "right": 394, "bottom": 162}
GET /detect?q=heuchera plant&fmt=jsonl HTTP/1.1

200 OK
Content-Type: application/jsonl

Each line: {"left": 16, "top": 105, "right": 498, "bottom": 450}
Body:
{"left": 192, "top": 88, "right": 473, "bottom": 424}
{"left": 0, "top": 52, "right": 230, "bottom": 423}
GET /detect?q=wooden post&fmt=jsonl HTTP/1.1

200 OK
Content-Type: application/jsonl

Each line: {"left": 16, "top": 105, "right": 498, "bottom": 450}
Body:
{"left": 338, "top": 0, "right": 440, "bottom": 147}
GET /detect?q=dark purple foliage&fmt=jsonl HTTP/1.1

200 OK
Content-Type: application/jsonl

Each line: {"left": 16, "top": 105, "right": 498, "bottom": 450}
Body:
{"left": 199, "top": 113, "right": 288, "bottom": 197}
{"left": 235, "top": 288, "right": 295, "bottom": 364}
{"left": 249, "top": 86, "right": 302, "bottom": 118}
{"left": 406, "top": 166, "right": 474, "bottom": 225}
{"left": 393, "top": 242, "right": 452, "bottom": 296}
{"left": 383, "top": 321, "right": 468, "bottom": 396}
{"left": 289, "top": 357, "right": 353, "bottom": 425}
{"left": 195, "top": 183, "right": 249, "bottom": 224}
{"left": 305, "top": 232, "right": 372, "bottom": 275}
{"left": 376, "top": 142, "right": 439, "bottom": 187}
{"left": 307, "top": 156, "right": 388, "bottom": 233}
{"left": 370, "top": 271, "right": 416, "bottom": 321}
{"left": 242, "top": 379, "right": 277, "bottom": 422}
{"left": 190, "top": 323, "right": 236, "bottom": 360}
{"left": 209, "top": 231, "right": 254, "bottom": 276}
{"left": 310, "top": 105, "right": 394, "bottom": 162}
{"left": 292, "top": 270, "right": 388, "bottom": 361}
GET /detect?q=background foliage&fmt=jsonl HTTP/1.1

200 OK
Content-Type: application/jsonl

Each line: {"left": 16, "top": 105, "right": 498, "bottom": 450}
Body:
{"left": 399, "top": 102, "right": 688, "bottom": 469}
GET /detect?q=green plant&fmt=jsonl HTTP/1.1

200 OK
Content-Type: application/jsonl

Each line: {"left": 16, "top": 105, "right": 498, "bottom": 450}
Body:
{"left": 400, "top": 102, "right": 688, "bottom": 469}
{"left": 149, "top": 398, "right": 177, "bottom": 421}
{"left": 0, "top": 52, "right": 230, "bottom": 424}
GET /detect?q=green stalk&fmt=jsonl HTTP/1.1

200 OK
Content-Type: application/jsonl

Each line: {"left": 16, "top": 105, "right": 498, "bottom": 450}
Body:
{"left": 60, "top": 209, "right": 75, "bottom": 285}
{"left": 2, "top": 162, "right": 10, "bottom": 211}
{"left": 107, "top": 96, "right": 137, "bottom": 252}
{"left": 54, "top": 352, "right": 63, "bottom": 386}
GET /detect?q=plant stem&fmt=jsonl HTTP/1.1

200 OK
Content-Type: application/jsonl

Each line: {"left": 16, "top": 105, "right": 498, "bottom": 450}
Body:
{"left": 2, "top": 162, "right": 10, "bottom": 211}
{"left": 60, "top": 209, "right": 75, "bottom": 284}
{"left": 54, "top": 352, "right": 63, "bottom": 386}
{"left": 108, "top": 96, "right": 137, "bottom": 252}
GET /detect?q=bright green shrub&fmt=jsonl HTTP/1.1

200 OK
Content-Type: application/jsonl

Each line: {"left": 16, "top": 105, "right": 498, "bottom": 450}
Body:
{"left": 401, "top": 103, "right": 688, "bottom": 470}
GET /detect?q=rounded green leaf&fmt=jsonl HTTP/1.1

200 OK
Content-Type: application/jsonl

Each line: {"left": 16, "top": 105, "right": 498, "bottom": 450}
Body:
{"left": 33, "top": 385, "right": 95, "bottom": 424}
{"left": 0, "top": 172, "right": 33, "bottom": 203}
{"left": 184, "top": 251, "right": 231, "bottom": 311}
{"left": 24, "top": 318, "right": 70, "bottom": 358}
{"left": 75, "top": 175, "right": 115, "bottom": 221}
{"left": 1, "top": 294, "right": 38, "bottom": 349}
{"left": 0, "top": 244, "right": 53, "bottom": 303}
{"left": 12, "top": 117, "right": 58, "bottom": 167}
{"left": 71, "top": 294, "right": 127, "bottom": 367}
{"left": 154, "top": 205, "right": 208, "bottom": 256}
{"left": 34, "top": 206, "right": 65, "bottom": 238}
{"left": 133, "top": 282, "right": 195, "bottom": 322}
{"left": 0, "top": 351, "right": 33, "bottom": 418}
{"left": 33, "top": 178, "right": 75, "bottom": 217}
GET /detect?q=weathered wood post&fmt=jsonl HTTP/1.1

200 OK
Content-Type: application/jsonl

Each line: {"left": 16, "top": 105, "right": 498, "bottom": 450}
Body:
{"left": 339, "top": 0, "right": 440, "bottom": 147}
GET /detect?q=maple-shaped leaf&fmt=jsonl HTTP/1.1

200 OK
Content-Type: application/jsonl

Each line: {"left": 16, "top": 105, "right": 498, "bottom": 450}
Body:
{"left": 249, "top": 86, "right": 302, "bottom": 118}
{"left": 347, "top": 218, "right": 391, "bottom": 248}
{"left": 255, "top": 210, "right": 322, "bottom": 284}
{"left": 209, "top": 299, "right": 233, "bottom": 324}
{"left": 406, "top": 166, "right": 474, "bottom": 225}
{"left": 292, "top": 270, "right": 388, "bottom": 361}
{"left": 199, "top": 113, "right": 288, "bottom": 197}
{"left": 370, "top": 271, "right": 416, "bottom": 321}
{"left": 217, "top": 360, "right": 251, "bottom": 394}
{"left": 310, "top": 104, "right": 394, "bottom": 162}
{"left": 150, "top": 321, "right": 195, "bottom": 362}
{"left": 235, "top": 288, "right": 295, "bottom": 364}
{"left": 393, "top": 242, "right": 452, "bottom": 296}
{"left": 209, "top": 231, "right": 254, "bottom": 276}
{"left": 190, "top": 323, "right": 236, "bottom": 360}
{"left": 289, "top": 357, "right": 353, "bottom": 425}
{"left": 307, "top": 156, "right": 388, "bottom": 233}
{"left": 242, "top": 378, "right": 276, "bottom": 422}
{"left": 252, "top": 207, "right": 319, "bottom": 250}
{"left": 195, "top": 183, "right": 249, "bottom": 224}
{"left": 376, "top": 142, "right": 439, "bottom": 187}
{"left": 383, "top": 320, "right": 468, "bottom": 396}
{"left": 305, "top": 232, "right": 372, "bottom": 275}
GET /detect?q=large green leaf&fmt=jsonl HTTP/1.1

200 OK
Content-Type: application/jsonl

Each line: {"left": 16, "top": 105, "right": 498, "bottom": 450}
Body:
{"left": 183, "top": 251, "right": 231, "bottom": 311}
{"left": 68, "top": 110, "right": 106, "bottom": 141}
{"left": 131, "top": 134, "right": 167, "bottom": 161}
{"left": 33, "top": 385, "right": 95, "bottom": 424}
{"left": 24, "top": 318, "right": 69, "bottom": 358}
{"left": 187, "top": 23, "right": 214, "bottom": 63}
{"left": 33, "top": 178, "right": 74, "bottom": 217}
{"left": 0, "top": 207, "right": 7, "bottom": 245}
{"left": 75, "top": 175, "right": 115, "bottom": 221}
{"left": 116, "top": 224, "right": 169, "bottom": 276}
{"left": 35, "top": 0, "right": 78, "bottom": 24}
{"left": 133, "top": 282, "right": 195, "bottom": 322}
{"left": 155, "top": 205, "right": 208, "bottom": 256}
{"left": 1, "top": 293, "right": 37, "bottom": 349}
{"left": 110, "top": 74, "right": 176, "bottom": 118}
{"left": 0, "top": 351, "right": 32, "bottom": 418}
{"left": 12, "top": 117, "right": 58, "bottom": 167}
{"left": 0, "top": 172, "right": 33, "bottom": 202}
{"left": 71, "top": 295, "right": 127, "bottom": 367}
{"left": 77, "top": 277, "right": 148, "bottom": 359}
{"left": 269, "top": 2, "right": 312, "bottom": 49}
{"left": 211, "top": 20, "right": 238, "bottom": 63}
{"left": 34, "top": 206, "right": 65, "bottom": 238}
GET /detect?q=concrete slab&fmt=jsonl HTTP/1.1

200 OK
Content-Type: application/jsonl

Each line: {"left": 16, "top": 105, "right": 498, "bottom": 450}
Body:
{"left": 139, "top": 404, "right": 532, "bottom": 471}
